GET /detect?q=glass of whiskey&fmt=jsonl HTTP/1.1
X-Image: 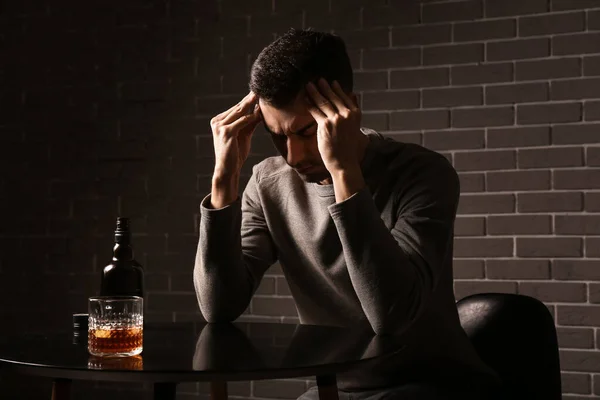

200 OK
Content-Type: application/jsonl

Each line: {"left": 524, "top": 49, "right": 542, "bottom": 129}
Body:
{"left": 88, "top": 296, "right": 143, "bottom": 357}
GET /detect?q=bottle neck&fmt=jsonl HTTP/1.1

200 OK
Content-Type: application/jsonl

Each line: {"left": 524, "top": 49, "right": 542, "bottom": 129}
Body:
{"left": 113, "top": 233, "right": 134, "bottom": 261}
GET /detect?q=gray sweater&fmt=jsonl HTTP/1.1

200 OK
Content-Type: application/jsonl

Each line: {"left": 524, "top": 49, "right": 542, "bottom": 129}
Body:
{"left": 195, "top": 129, "right": 500, "bottom": 392}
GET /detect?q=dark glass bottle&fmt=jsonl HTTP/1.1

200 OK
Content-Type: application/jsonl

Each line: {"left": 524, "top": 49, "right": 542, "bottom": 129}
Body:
{"left": 100, "top": 217, "right": 144, "bottom": 297}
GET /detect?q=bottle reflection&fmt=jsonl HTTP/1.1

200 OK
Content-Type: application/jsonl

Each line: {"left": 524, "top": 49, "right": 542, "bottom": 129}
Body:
{"left": 88, "top": 355, "right": 143, "bottom": 370}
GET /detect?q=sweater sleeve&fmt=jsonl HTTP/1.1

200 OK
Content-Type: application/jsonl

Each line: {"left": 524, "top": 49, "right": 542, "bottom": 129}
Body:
{"left": 327, "top": 158, "right": 460, "bottom": 335}
{"left": 194, "top": 169, "right": 278, "bottom": 322}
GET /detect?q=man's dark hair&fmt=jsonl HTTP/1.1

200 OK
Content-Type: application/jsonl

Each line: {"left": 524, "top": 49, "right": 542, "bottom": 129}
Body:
{"left": 249, "top": 28, "right": 354, "bottom": 108}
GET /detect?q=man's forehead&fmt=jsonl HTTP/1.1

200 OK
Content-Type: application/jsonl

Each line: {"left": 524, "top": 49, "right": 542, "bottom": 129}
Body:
{"left": 259, "top": 99, "right": 313, "bottom": 135}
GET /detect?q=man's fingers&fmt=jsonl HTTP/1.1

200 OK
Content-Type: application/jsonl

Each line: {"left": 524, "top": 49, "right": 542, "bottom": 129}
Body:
{"left": 331, "top": 81, "right": 357, "bottom": 111}
{"left": 212, "top": 92, "right": 257, "bottom": 125}
{"left": 317, "top": 78, "right": 349, "bottom": 115}
{"left": 219, "top": 92, "right": 258, "bottom": 125}
{"left": 305, "top": 97, "right": 327, "bottom": 123}
{"left": 224, "top": 105, "right": 261, "bottom": 135}
{"left": 306, "top": 82, "right": 336, "bottom": 118}
{"left": 239, "top": 105, "right": 263, "bottom": 137}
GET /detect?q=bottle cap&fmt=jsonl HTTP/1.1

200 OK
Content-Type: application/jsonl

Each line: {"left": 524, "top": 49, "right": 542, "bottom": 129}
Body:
{"left": 73, "top": 313, "right": 89, "bottom": 332}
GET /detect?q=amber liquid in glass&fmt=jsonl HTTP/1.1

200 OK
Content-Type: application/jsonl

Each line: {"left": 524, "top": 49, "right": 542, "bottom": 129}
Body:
{"left": 88, "top": 326, "right": 143, "bottom": 356}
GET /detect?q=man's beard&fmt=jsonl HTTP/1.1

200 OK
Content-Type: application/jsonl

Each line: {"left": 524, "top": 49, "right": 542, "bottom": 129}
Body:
{"left": 293, "top": 166, "right": 331, "bottom": 183}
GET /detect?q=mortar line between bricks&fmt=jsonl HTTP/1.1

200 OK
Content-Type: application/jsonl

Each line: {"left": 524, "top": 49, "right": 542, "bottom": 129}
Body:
{"left": 458, "top": 233, "right": 593, "bottom": 237}
{"left": 457, "top": 279, "right": 599, "bottom": 284}
{"left": 464, "top": 165, "right": 600, "bottom": 172}
{"left": 386, "top": 30, "right": 600, "bottom": 50}
{"left": 372, "top": 79, "right": 600, "bottom": 92}
{"left": 378, "top": 99, "right": 586, "bottom": 110}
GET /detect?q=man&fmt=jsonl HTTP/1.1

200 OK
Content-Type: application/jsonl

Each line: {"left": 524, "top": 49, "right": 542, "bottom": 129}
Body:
{"left": 194, "top": 29, "right": 501, "bottom": 400}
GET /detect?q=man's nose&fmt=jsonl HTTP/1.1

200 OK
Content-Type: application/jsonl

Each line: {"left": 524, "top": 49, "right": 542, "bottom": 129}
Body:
{"left": 286, "top": 137, "right": 305, "bottom": 167}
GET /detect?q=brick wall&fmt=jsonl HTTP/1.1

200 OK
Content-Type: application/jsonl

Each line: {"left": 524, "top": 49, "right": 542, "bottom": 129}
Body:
{"left": 1, "top": 0, "right": 600, "bottom": 399}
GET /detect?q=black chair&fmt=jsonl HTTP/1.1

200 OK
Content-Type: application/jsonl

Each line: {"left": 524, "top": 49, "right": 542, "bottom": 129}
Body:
{"left": 456, "top": 293, "right": 562, "bottom": 400}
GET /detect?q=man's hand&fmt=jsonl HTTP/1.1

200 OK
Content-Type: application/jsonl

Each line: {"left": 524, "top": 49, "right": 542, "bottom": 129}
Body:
{"left": 305, "top": 78, "right": 363, "bottom": 174}
{"left": 305, "top": 78, "right": 367, "bottom": 202}
{"left": 210, "top": 92, "right": 262, "bottom": 208}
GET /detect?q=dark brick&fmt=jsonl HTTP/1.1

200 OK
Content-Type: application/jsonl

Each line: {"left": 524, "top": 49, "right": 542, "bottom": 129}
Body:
{"left": 590, "top": 283, "right": 600, "bottom": 303}
{"left": 451, "top": 63, "right": 513, "bottom": 85}
{"left": 556, "top": 216, "right": 600, "bottom": 235}
{"left": 423, "top": 43, "right": 484, "bottom": 66}
{"left": 588, "top": 238, "right": 600, "bottom": 258}
{"left": 520, "top": 12, "right": 585, "bottom": 36}
{"left": 557, "top": 327, "right": 594, "bottom": 349}
{"left": 518, "top": 147, "right": 584, "bottom": 168}
{"left": 391, "top": 68, "right": 449, "bottom": 89}
{"left": 273, "top": 0, "right": 325, "bottom": 13}
{"left": 552, "top": 78, "right": 600, "bottom": 100}
{"left": 354, "top": 72, "right": 388, "bottom": 91}
{"left": 392, "top": 24, "right": 451, "bottom": 46}
{"left": 586, "top": 101, "right": 600, "bottom": 121}
{"left": 518, "top": 192, "right": 583, "bottom": 213}
{"left": 422, "top": 0, "right": 483, "bottom": 23}
{"left": 558, "top": 306, "right": 600, "bottom": 327}
{"left": 552, "top": 0, "right": 600, "bottom": 11}
{"left": 330, "top": 0, "right": 386, "bottom": 11}
{"left": 584, "top": 55, "right": 600, "bottom": 76}
{"left": 455, "top": 216, "right": 486, "bottom": 236}
{"left": 488, "top": 215, "right": 552, "bottom": 235}
{"left": 487, "top": 126, "right": 550, "bottom": 148}
{"left": 336, "top": 29, "right": 389, "bottom": 50}
{"left": 253, "top": 380, "right": 306, "bottom": 399}
{"left": 363, "top": 4, "right": 420, "bottom": 28}
{"left": 254, "top": 277, "right": 276, "bottom": 295}
{"left": 452, "top": 106, "right": 514, "bottom": 128}
{"left": 454, "top": 238, "right": 514, "bottom": 258}
{"left": 487, "top": 38, "right": 550, "bottom": 61}
{"left": 423, "top": 130, "right": 485, "bottom": 150}
{"left": 252, "top": 297, "right": 297, "bottom": 316}
{"left": 276, "top": 277, "right": 292, "bottom": 296}
{"left": 454, "top": 281, "right": 517, "bottom": 300}
{"left": 518, "top": 102, "right": 582, "bottom": 125}
{"left": 250, "top": 13, "right": 303, "bottom": 36}
{"left": 555, "top": 170, "right": 600, "bottom": 189}
{"left": 458, "top": 173, "right": 485, "bottom": 193}
{"left": 516, "top": 57, "right": 581, "bottom": 81}
{"left": 585, "top": 193, "right": 600, "bottom": 212}
{"left": 554, "top": 32, "right": 600, "bottom": 55}
{"left": 517, "top": 238, "right": 583, "bottom": 258}
{"left": 453, "top": 259, "right": 485, "bottom": 279}
{"left": 454, "top": 149, "right": 515, "bottom": 171}
{"left": 561, "top": 373, "right": 591, "bottom": 395}
{"left": 486, "top": 260, "right": 550, "bottom": 280}
{"left": 222, "top": 0, "right": 271, "bottom": 14}
{"left": 363, "top": 48, "right": 421, "bottom": 69}
{"left": 486, "top": 0, "right": 548, "bottom": 17}
{"left": 586, "top": 147, "right": 600, "bottom": 166}
{"left": 520, "top": 282, "right": 587, "bottom": 303}
{"left": 591, "top": 10, "right": 600, "bottom": 30}
{"left": 390, "top": 110, "right": 450, "bottom": 130}
{"left": 363, "top": 91, "right": 419, "bottom": 111}
{"left": 486, "top": 82, "right": 548, "bottom": 105}
{"left": 148, "top": 293, "right": 199, "bottom": 313}
{"left": 454, "top": 19, "right": 516, "bottom": 42}
{"left": 457, "top": 194, "right": 515, "bottom": 214}
{"left": 552, "top": 123, "right": 600, "bottom": 144}
{"left": 361, "top": 113, "right": 389, "bottom": 131}
{"left": 423, "top": 87, "right": 483, "bottom": 108}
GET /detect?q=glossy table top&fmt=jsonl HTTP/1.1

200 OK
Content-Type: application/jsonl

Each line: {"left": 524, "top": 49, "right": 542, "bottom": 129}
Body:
{"left": 0, "top": 322, "right": 402, "bottom": 382}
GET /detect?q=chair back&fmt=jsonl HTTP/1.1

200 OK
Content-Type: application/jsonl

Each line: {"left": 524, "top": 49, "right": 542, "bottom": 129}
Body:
{"left": 457, "top": 293, "right": 562, "bottom": 400}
